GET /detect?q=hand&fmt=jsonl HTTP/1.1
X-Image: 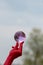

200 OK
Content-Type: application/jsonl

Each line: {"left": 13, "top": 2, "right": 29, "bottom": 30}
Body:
{"left": 4, "top": 41, "right": 24, "bottom": 65}
{"left": 9, "top": 41, "right": 24, "bottom": 59}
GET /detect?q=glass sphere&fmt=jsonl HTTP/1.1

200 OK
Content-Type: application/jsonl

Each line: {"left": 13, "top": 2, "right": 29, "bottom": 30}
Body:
{"left": 14, "top": 31, "right": 26, "bottom": 43}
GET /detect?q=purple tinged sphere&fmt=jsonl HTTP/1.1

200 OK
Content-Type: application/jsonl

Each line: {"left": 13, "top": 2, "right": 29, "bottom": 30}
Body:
{"left": 14, "top": 31, "right": 26, "bottom": 42}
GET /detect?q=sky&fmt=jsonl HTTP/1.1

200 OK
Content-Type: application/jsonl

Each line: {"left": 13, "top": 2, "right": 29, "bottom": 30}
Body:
{"left": 0, "top": 0, "right": 43, "bottom": 64}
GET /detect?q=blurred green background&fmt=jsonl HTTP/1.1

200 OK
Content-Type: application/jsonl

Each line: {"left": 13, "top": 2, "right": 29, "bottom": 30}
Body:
{"left": 22, "top": 28, "right": 43, "bottom": 65}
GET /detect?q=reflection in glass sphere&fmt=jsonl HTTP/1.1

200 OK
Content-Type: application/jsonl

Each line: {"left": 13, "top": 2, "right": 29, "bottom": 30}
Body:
{"left": 14, "top": 31, "right": 26, "bottom": 43}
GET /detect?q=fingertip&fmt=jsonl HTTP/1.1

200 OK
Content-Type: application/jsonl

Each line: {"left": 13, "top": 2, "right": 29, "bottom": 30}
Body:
{"left": 12, "top": 46, "right": 14, "bottom": 48}
{"left": 20, "top": 41, "right": 24, "bottom": 44}
{"left": 20, "top": 41, "right": 24, "bottom": 46}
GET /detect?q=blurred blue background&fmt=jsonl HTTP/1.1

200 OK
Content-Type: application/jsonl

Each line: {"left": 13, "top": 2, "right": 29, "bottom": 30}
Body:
{"left": 0, "top": 0, "right": 43, "bottom": 65}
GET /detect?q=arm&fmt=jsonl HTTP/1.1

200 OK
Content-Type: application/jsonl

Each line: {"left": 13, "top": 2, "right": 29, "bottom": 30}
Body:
{"left": 3, "top": 42, "right": 24, "bottom": 65}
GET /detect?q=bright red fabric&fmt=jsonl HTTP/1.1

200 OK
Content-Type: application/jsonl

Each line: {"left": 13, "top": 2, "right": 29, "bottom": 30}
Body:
{"left": 4, "top": 42, "right": 24, "bottom": 65}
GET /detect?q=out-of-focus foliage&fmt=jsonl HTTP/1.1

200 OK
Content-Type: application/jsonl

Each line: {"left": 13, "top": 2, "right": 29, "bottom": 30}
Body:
{"left": 23, "top": 28, "right": 43, "bottom": 65}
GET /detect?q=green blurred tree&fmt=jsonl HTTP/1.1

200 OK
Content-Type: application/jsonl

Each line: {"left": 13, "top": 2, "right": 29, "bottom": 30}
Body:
{"left": 23, "top": 28, "right": 43, "bottom": 65}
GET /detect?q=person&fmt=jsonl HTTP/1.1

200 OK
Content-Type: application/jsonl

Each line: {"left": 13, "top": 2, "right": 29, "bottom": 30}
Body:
{"left": 3, "top": 41, "right": 24, "bottom": 65}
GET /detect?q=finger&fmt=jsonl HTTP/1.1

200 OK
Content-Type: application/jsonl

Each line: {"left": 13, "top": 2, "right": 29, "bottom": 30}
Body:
{"left": 15, "top": 42, "right": 19, "bottom": 48}
{"left": 12, "top": 42, "right": 19, "bottom": 49}
{"left": 12, "top": 46, "right": 14, "bottom": 48}
{"left": 19, "top": 41, "right": 24, "bottom": 51}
